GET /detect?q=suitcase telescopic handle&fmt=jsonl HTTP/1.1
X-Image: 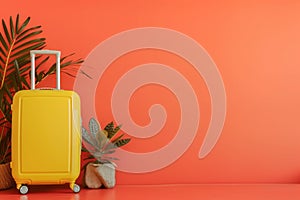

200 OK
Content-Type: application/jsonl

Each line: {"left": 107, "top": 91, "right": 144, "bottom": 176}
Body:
{"left": 30, "top": 50, "right": 61, "bottom": 90}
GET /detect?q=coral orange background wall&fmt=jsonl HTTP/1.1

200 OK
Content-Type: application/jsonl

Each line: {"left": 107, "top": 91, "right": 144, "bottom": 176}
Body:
{"left": 1, "top": 1, "right": 300, "bottom": 185}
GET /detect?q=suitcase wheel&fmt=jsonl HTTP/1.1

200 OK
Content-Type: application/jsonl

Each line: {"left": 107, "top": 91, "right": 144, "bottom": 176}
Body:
{"left": 71, "top": 183, "right": 80, "bottom": 193}
{"left": 19, "top": 185, "right": 29, "bottom": 195}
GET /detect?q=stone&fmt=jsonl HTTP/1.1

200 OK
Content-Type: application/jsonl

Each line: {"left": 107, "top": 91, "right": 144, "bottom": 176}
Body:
{"left": 84, "top": 163, "right": 116, "bottom": 189}
{"left": 94, "top": 163, "right": 116, "bottom": 189}
{"left": 84, "top": 163, "right": 102, "bottom": 189}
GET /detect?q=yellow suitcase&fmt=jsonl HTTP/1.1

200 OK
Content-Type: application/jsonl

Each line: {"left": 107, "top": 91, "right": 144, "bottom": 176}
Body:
{"left": 11, "top": 50, "right": 81, "bottom": 194}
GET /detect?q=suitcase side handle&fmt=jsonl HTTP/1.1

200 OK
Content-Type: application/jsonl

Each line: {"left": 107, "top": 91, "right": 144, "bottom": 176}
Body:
{"left": 30, "top": 50, "right": 61, "bottom": 90}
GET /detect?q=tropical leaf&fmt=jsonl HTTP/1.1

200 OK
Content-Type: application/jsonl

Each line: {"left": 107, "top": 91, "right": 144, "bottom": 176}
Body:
{"left": 0, "top": 14, "right": 45, "bottom": 90}
{"left": 16, "top": 26, "right": 42, "bottom": 42}
{"left": 12, "top": 60, "right": 23, "bottom": 90}
{"left": 104, "top": 121, "right": 114, "bottom": 134}
{"left": 38, "top": 55, "right": 83, "bottom": 81}
{"left": 16, "top": 16, "right": 30, "bottom": 35}
{"left": 9, "top": 16, "right": 15, "bottom": 39}
{"left": 0, "top": 127, "right": 11, "bottom": 164}
{"left": 79, "top": 69, "right": 92, "bottom": 79}
{"left": 111, "top": 124, "right": 121, "bottom": 139}
{"left": 0, "top": 33, "right": 8, "bottom": 51}
{"left": 111, "top": 134, "right": 131, "bottom": 147}
{"left": 116, "top": 138, "right": 131, "bottom": 147}
{"left": 2, "top": 18, "right": 11, "bottom": 45}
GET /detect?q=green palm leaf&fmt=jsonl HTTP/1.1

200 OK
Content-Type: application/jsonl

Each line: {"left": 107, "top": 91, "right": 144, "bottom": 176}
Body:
{"left": 0, "top": 14, "right": 45, "bottom": 90}
{"left": 10, "top": 16, "right": 15, "bottom": 39}
{"left": 2, "top": 18, "right": 11, "bottom": 45}
{"left": 16, "top": 16, "right": 30, "bottom": 34}
{"left": 0, "top": 33, "right": 8, "bottom": 51}
{"left": 16, "top": 26, "right": 42, "bottom": 42}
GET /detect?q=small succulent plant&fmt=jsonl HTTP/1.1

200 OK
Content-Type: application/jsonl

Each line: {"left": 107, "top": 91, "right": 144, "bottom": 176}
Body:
{"left": 82, "top": 118, "right": 131, "bottom": 165}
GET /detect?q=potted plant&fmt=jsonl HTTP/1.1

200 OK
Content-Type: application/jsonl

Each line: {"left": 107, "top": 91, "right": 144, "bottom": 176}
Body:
{"left": 0, "top": 129, "right": 14, "bottom": 190}
{"left": 82, "top": 118, "right": 131, "bottom": 189}
{"left": 0, "top": 15, "right": 83, "bottom": 190}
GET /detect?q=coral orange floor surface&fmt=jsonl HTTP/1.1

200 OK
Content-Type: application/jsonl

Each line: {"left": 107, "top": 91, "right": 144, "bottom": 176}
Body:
{"left": 1, "top": 184, "right": 300, "bottom": 200}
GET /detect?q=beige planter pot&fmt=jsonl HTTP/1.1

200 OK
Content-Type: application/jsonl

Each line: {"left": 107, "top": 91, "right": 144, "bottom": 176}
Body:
{"left": 84, "top": 163, "right": 116, "bottom": 189}
{"left": 0, "top": 163, "right": 15, "bottom": 190}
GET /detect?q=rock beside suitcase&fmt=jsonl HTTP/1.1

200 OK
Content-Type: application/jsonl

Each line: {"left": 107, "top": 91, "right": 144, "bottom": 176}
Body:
{"left": 84, "top": 163, "right": 116, "bottom": 189}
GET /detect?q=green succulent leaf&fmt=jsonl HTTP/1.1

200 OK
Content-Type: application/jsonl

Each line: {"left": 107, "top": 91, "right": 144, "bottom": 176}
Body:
{"left": 104, "top": 142, "right": 118, "bottom": 151}
{"left": 82, "top": 126, "right": 96, "bottom": 147}
{"left": 96, "top": 130, "right": 109, "bottom": 150}
{"left": 89, "top": 117, "right": 100, "bottom": 136}
{"left": 102, "top": 149, "right": 116, "bottom": 154}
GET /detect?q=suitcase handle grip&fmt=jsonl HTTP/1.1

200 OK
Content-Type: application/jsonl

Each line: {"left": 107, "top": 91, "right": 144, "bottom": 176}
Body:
{"left": 30, "top": 50, "right": 61, "bottom": 90}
